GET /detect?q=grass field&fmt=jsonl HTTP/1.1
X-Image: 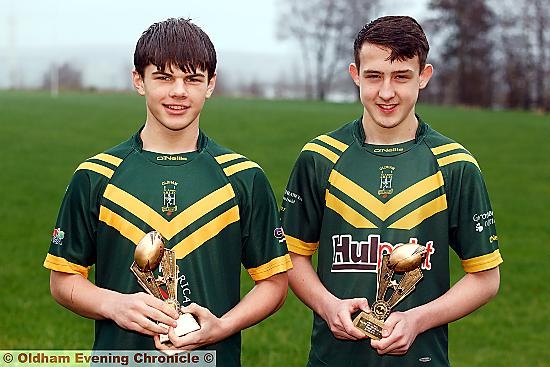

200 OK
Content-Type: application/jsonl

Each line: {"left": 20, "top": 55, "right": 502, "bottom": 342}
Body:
{"left": 0, "top": 90, "right": 549, "bottom": 366}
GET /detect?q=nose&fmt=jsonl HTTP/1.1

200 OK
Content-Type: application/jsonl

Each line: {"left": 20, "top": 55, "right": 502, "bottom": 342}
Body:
{"left": 169, "top": 79, "right": 188, "bottom": 98}
{"left": 378, "top": 78, "right": 395, "bottom": 100}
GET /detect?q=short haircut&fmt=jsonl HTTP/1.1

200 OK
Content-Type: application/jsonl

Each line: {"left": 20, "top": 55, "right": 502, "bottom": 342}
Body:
{"left": 353, "top": 16, "right": 429, "bottom": 71}
{"left": 134, "top": 18, "right": 217, "bottom": 81}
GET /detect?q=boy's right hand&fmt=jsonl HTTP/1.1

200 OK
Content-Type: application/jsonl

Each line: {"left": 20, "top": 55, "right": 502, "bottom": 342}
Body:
{"left": 320, "top": 297, "right": 371, "bottom": 340}
{"left": 104, "top": 292, "right": 179, "bottom": 336}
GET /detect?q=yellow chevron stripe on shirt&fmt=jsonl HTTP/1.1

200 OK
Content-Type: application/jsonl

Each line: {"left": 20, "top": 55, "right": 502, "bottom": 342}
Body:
{"left": 43, "top": 253, "right": 91, "bottom": 278}
{"left": 99, "top": 206, "right": 146, "bottom": 244}
{"left": 302, "top": 142, "right": 340, "bottom": 163}
{"left": 437, "top": 153, "right": 480, "bottom": 169}
{"left": 223, "top": 161, "right": 261, "bottom": 176}
{"left": 325, "top": 190, "right": 377, "bottom": 228}
{"left": 102, "top": 183, "right": 235, "bottom": 240}
{"left": 462, "top": 249, "right": 503, "bottom": 273}
{"left": 215, "top": 153, "right": 245, "bottom": 164}
{"left": 172, "top": 206, "right": 240, "bottom": 259}
{"left": 430, "top": 142, "right": 465, "bottom": 155}
{"left": 329, "top": 170, "right": 445, "bottom": 221}
{"left": 315, "top": 135, "right": 349, "bottom": 152}
{"left": 247, "top": 254, "right": 293, "bottom": 281}
{"left": 75, "top": 162, "right": 114, "bottom": 178}
{"left": 388, "top": 194, "right": 448, "bottom": 230}
{"left": 285, "top": 234, "right": 319, "bottom": 256}
{"left": 90, "top": 153, "right": 123, "bottom": 167}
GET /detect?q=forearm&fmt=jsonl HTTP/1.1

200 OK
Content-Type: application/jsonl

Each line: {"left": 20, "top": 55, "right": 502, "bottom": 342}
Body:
{"left": 51, "top": 270, "right": 179, "bottom": 336}
{"left": 408, "top": 267, "right": 500, "bottom": 334}
{"left": 220, "top": 272, "right": 288, "bottom": 336}
{"left": 50, "top": 270, "right": 117, "bottom": 320}
{"left": 288, "top": 253, "right": 339, "bottom": 318}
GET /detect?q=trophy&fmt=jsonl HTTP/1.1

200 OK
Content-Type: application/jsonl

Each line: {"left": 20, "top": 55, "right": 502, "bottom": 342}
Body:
{"left": 353, "top": 243, "right": 426, "bottom": 340}
{"left": 131, "top": 231, "right": 200, "bottom": 345}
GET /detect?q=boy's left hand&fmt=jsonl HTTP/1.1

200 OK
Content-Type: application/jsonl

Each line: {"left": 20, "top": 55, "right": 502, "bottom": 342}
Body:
{"left": 154, "top": 303, "right": 230, "bottom": 352}
{"left": 370, "top": 311, "right": 419, "bottom": 355}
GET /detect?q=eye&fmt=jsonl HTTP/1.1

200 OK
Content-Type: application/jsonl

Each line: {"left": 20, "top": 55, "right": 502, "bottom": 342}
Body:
{"left": 186, "top": 77, "right": 203, "bottom": 83}
{"left": 155, "top": 75, "right": 171, "bottom": 81}
{"left": 395, "top": 74, "right": 411, "bottom": 81}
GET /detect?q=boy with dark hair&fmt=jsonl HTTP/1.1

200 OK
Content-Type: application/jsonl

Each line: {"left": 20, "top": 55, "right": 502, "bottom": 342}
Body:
{"left": 44, "top": 18, "right": 291, "bottom": 366}
{"left": 281, "top": 15, "right": 502, "bottom": 366}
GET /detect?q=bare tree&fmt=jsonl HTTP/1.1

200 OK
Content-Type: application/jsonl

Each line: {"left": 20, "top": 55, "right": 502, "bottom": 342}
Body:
{"left": 491, "top": 0, "right": 534, "bottom": 109}
{"left": 42, "top": 62, "right": 83, "bottom": 91}
{"left": 530, "top": 0, "right": 550, "bottom": 111}
{"left": 426, "top": 0, "right": 496, "bottom": 107}
{"left": 277, "top": 0, "right": 379, "bottom": 100}
{"left": 491, "top": 0, "right": 550, "bottom": 111}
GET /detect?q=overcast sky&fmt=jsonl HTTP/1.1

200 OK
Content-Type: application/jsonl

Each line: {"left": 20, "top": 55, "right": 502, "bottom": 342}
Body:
{"left": 1, "top": 0, "right": 291, "bottom": 54}
{"left": 0, "top": 0, "right": 428, "bottom": 89}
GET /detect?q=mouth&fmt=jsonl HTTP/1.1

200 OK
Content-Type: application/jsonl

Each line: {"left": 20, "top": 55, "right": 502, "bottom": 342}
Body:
{"left": 163, "top": 104, "right": 190, "bottom": 113}
{"left": 164, "top": 104, "right": 189, "bottom": 110}
{"left": 377, "top": 103, "right": 398, "bottom": 113}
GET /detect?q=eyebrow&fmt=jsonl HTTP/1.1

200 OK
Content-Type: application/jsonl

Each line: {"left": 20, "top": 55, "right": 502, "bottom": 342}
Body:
{"left": 151, "top": 70, "right": 206, "bottom": 78}
{"left": 363, "top": 69, "right": 415, "bottom": 74}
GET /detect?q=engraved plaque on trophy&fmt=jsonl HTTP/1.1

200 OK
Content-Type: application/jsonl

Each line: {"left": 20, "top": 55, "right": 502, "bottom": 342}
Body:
{"left": 353, "top": 243, "right": 426, "bottom": 340}
{"left": 130, "top": 231, "right": 200, "bottom": 345}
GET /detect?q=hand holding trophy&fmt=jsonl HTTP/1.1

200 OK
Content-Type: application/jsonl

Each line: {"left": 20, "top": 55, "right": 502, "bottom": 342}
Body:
{"left": 353, "top": 243, "right": 427, "bottom": 340}
{"left": 130, "top": 231, "right": 200, "bottom": 345}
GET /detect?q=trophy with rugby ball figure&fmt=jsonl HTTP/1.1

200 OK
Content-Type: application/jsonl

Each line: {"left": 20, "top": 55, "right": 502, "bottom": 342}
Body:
{"left": 130, "top": 231, "right": 200, "bottom": 345}
{"left": 353, "top": 243, "right": 426, "bottom": 340}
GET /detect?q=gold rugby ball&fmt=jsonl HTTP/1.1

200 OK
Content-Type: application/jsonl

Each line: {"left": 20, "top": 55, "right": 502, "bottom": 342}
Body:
{"left": 388, "top": 244, "right": 426, "bottom": 272}
{"left": 134, "top": 231, "right": 165, "bottom": 271}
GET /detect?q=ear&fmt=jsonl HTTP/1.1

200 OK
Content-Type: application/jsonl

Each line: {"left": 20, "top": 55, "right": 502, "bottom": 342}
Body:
{"left": 132, "top": 69, "right": 145, "bottom": 96}
{"left": 419, "top": 64, "right": 433, "bottom": 90}
{"left": 205, "top": 73, "right": 217, "bottom": 99}
{"left": 349, "top": 63, "right": 360, "bottom": 87}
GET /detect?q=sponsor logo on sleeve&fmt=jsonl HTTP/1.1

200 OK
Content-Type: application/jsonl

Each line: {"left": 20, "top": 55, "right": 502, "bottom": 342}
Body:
{"left": 472, "top": 210, "right": 495, "bottom": 233}
{"left": 283, "top": 190, "right": 303, "bottom": 205}
{"left": 274, "top": 227, "right": 286, "bottom": 244}
{"left": 52, "top": 228, "right": 65, "bottom": 245}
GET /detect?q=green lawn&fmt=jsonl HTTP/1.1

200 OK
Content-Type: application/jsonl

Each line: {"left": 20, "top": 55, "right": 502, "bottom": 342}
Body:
{"left": 0, "top": 91, "right": 548, "bottom": 366}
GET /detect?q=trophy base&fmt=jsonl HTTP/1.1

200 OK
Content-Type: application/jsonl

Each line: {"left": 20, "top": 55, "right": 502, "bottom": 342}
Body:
{"left": 353, "top": 311, "right": 384, "bottom": 340}
{"left": 159, "top": 313, "right": 201, "bottom": 344}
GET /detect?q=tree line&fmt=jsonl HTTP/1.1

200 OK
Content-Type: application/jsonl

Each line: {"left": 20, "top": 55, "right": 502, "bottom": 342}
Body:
{"left": 278, "top": 0, "right": 550, "bottom": 112}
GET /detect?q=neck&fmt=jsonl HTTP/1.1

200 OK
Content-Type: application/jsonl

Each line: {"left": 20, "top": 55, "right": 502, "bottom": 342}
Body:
{"left": 140, "top": 122, "right": 199, "bottom": 154}
{"left": 362, "top": 114, "right": 418, "bottom": 145}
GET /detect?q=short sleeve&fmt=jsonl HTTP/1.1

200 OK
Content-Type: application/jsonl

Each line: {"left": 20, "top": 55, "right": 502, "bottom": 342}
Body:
{"left": 43, "top": 170, "right": 105, "bottom": 278}
{"left": 237, "top": 169, "right": 292, "bottom": 281}
{"left": 280, "top": 150, "right": 328, "bottom": 256}
{"left": 446, "top": 162, "right": 503, "bottom": 272}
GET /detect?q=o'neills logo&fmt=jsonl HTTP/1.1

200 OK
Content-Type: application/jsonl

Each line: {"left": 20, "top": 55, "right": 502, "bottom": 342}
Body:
{"left": 162, "top": 180, "right": 178, "bottom": 215}
{"left": 157, "top": 155, "right": 187, "bottom": 161}
{"left": 373, "top": 147, "right": 404, "bottom": 153}
{"left": 331, "top": 234, "right": 435, "bottom": 272}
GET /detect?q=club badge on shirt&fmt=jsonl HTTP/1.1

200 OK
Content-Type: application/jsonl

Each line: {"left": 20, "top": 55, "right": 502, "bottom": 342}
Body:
{"left": 162, "top": 180, "right": 179, "bottom": 216}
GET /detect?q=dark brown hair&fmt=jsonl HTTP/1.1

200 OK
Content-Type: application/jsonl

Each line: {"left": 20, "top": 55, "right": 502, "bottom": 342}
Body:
{"left": 134, "top": 18, "right": 216, "bottom": 81}
{"left": 353, "top": 16, "right": 429, "bottom": 71}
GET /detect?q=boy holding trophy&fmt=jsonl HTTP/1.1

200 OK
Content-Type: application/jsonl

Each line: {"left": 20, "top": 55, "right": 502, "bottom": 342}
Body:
{"left": 44, "top": 18, "right": 291, "bottom": 366}
{"left": 281, "top": 15, "right": 502, "bottom": 367}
